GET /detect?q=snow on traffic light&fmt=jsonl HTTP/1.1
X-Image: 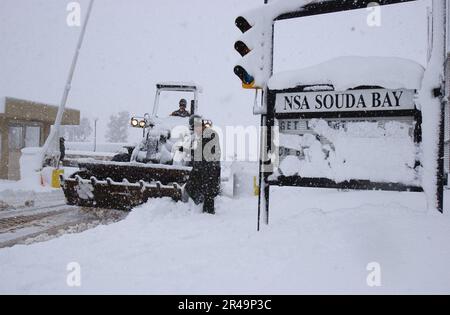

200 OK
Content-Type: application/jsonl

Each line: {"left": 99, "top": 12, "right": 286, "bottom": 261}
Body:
{"left": 233, "top": 14, "right": 272, "bottom": 90}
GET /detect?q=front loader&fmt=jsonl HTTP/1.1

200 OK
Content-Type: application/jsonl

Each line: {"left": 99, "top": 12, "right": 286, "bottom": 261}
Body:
{"left": 61, "top": 82, "right": 204, "bottom": 210}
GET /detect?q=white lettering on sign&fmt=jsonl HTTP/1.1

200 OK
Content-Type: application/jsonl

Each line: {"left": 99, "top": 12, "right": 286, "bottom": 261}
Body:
{"left": 275, "top": 89, "right": 416, "bottom": 114}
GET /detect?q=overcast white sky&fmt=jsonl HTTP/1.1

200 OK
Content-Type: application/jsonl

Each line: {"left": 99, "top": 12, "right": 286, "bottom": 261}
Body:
{"left": 0, "top": 0, "right": 432, "bottom": 141}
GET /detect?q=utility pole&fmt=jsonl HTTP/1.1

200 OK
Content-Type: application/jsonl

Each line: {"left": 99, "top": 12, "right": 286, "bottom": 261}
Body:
{"left": 94, "top": 118, "right": 98, "bottom": 152}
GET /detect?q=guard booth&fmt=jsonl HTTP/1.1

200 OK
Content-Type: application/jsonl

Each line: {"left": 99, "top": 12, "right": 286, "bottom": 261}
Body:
{"left": 0, "top": 97, "right": 80, "bottom": 180}
{"left": 233, "top": 0, "right": 447, "bottom": 229}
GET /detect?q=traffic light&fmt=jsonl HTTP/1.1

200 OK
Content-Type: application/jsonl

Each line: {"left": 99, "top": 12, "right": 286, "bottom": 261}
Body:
{"left": 234, "top": 15, "right": 256, "bottom": 89}
{"left": 234, "top": 65, "right": 255, "bottom": 89}
{"left": 233, "top": 14, "right": 271, "bottom": 89}
{"left": 235, "top": 16, "right": 252, "bottom": 33}
{"left": 234, "top": 40, "right": 251, "bottom": 57}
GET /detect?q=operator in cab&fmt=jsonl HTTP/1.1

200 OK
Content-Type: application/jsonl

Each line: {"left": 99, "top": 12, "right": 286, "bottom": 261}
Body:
{"left": 171, "top": 99, "right": 191, "bottom": 118}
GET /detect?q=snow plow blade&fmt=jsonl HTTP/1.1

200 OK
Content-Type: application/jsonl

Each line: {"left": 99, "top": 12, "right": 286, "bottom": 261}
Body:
{"left": 61, "top": 160, "right": 191, "bottom": 211}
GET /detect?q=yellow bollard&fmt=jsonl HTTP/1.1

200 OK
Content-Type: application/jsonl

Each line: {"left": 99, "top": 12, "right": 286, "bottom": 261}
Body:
{"left": 51, "top": 169, "right": 65, "bottom": 188}
{"left": 253, "top": 176, "right": 260, "bottom": 196}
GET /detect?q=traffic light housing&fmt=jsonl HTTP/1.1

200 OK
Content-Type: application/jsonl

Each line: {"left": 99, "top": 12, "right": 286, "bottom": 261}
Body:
{"left": 235, "top": 16, "right": 252, "bottom": 33}
{"left": 234, "top": 15, "right": 257, "bottom": 89}
{"left": 234, "top": 65, "right": 255, "bottom": 89}
{"left": 234, "top": 14, "right": 271, "bottom": 90}
{"left": 234, "top": 41, "right": 251, "bottom": 57}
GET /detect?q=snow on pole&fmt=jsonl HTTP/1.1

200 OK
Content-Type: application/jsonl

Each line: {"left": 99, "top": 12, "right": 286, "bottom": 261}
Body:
{"left": 418, "top": 0, "right": 446, "bottom": 212}
{"left": 38, "top": 0, "right": 95, "bottom": 170}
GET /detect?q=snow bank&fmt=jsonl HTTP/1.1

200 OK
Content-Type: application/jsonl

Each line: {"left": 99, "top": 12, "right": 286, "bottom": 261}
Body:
{"left": 19, "top": 148, "right": 43, "bottom": 187}
{"left": 0, "top": 179, "right": 52, "bottom": 194}
{"left": 0, "top": 189, "right": 450, "bottom": 294}
{"left": 0, "top": 189, "right": 63, "bottom": 210}
{"left": 268, "top": 56, "right": 425, "bottom": 91}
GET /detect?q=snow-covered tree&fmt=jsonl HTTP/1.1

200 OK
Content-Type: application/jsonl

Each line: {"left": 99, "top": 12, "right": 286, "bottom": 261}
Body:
{"left": 105, "top": 111, "right": 130, "bottom": 143}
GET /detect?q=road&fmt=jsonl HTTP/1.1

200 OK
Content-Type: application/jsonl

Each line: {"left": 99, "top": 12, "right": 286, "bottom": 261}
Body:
{"left": 0, "top": 190, "right": 127, "bottom": 249}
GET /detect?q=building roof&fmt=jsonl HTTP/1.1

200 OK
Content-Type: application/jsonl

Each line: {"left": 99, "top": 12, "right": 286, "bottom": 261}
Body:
{"left": 0, "top": 97, "right": 80, "bottom": 125}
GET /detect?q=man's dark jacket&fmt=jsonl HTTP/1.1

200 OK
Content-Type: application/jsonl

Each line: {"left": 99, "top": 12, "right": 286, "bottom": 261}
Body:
{"left": 185, "top": 129, "right": 221, "bottom": 204}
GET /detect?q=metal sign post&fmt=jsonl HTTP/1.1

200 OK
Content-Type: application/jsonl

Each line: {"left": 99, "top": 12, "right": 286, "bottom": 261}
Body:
{"left": 434, "top": 0, "right": 447, "bottom": 213}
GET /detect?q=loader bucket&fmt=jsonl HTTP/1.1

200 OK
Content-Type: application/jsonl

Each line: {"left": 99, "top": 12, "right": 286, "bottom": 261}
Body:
{"left": 77, "top": 160, "right": 191, "bottom": 184}
{"left": 61, "top": 160, "right": 191, "bottom": 211}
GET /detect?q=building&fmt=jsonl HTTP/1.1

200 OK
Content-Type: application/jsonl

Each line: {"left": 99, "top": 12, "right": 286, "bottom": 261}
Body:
{"left": 0, "top": 97, "right": 80, "bottom": 180}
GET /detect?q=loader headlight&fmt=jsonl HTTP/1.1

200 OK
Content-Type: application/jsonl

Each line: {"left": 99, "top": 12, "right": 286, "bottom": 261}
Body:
{"left": 131, "top": 117, "right": 147, "bottom": 128}
{"left": 203, "top": 120, "right": 212, "bottom": 128}
{"left": 131, "top": 118, "right": 139, "bottom": 127}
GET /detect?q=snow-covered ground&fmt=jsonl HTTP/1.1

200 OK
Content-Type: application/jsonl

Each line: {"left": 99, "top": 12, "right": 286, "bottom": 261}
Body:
{"left": 0, "top": 186, "right": 127, "bottom": 249}
{"left": 1, "top": 188, "right": 450, "bottom": 294}
{"left": 0, "top": 180, "right": 55, "bottom": 198}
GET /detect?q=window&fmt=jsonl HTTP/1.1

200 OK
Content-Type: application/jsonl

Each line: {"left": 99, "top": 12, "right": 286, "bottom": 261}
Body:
{"left": 8, "top": 126, "right": 23, "bottom": 150}
{"left": 25, "top": 126, "right": 41, "bottom": 147}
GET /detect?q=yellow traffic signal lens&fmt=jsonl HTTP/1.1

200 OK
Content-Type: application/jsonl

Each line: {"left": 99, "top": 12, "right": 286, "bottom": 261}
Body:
{"left": 242, "top": 82, "right": 256, "bottom": 89}
{"left": 139, "top": 120, "right": 146, "bottom": 128}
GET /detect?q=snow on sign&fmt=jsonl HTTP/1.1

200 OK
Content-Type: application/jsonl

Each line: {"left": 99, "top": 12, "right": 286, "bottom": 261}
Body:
{"left": 269, "top": 84, "right": 422, "bottom": 185}
{"left": 275, "top": 89, "right": 416, "bottom": 114}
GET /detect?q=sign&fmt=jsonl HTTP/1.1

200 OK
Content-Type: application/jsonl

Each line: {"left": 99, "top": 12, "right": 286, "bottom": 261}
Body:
{"left": 278, "top": 117, "right": 415, "bottom": 135}
{"left": 253, "top": 1, "right": 444, "bottom": 231}
{"left": 275, "top": 89, "right": 416, "bottom": 114}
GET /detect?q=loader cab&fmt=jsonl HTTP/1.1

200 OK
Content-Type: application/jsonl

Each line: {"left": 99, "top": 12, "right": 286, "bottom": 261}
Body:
{"left": 152, "top": 82, "right": 202, "bottom": 118}
{"left": 127, "top": 82, "right": 204, "bottom": 166}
